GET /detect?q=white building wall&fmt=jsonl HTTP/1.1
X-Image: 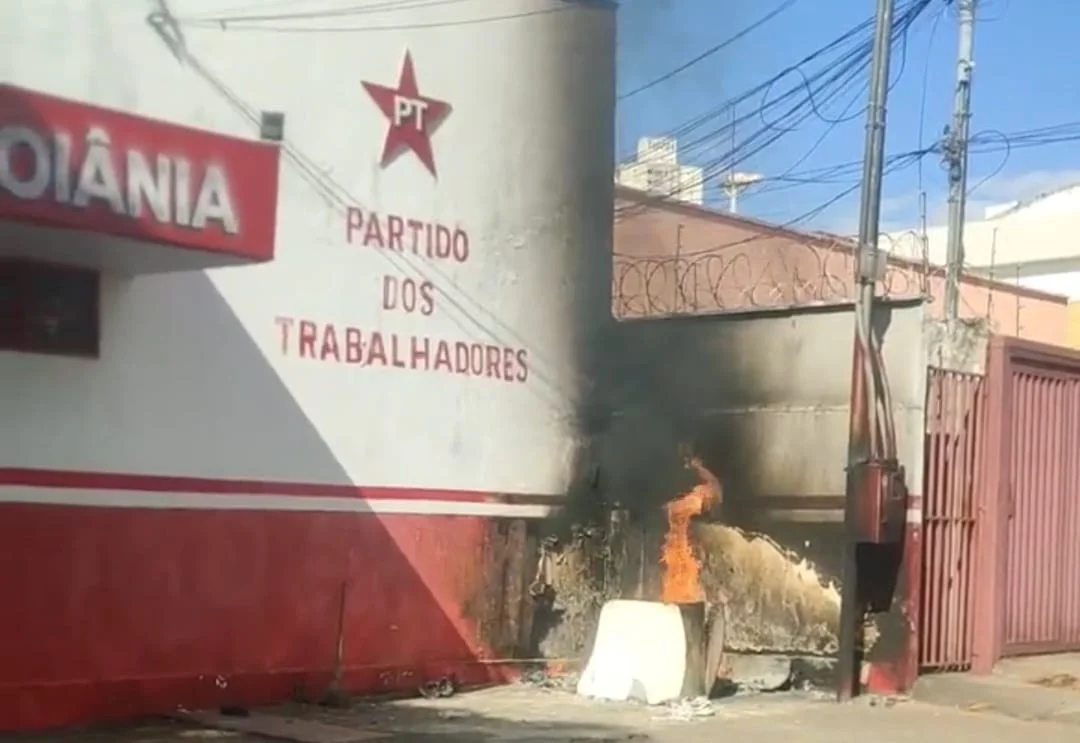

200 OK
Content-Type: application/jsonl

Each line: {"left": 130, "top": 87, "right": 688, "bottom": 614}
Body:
{"left": 882, "top": 185, "right": 1080, "bottom": 301}
{"left": 615, "top": 135, "right": 704, "bottom": 205}
{"left": 0, "top": 0, "right": 616, "bottom": 495}
{"left": 614, "top": 161, "right": 704, "bottom": 205}
{"left": 1009, "top": 270, "right": 1080, "bottom": 300}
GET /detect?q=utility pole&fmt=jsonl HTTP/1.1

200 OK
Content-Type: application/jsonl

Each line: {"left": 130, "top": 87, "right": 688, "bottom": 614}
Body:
{"left": 838, "top": 0, "right": 896, "bottom": 703}
{"left": 943, "top": 0, "right": 976, "bottom": 320}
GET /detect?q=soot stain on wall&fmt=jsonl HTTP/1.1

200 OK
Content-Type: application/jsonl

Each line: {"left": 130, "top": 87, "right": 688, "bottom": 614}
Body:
{"left": 539, "top": 307, "right": 873, "bottom": 661}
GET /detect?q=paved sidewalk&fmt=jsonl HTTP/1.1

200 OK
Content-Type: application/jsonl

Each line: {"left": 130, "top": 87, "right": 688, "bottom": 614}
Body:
{"left": 6, "top": 684, "right": 1080, "bottom": 742}
{"left": 913, "top": 654, "right": 1080, "bottom": 726}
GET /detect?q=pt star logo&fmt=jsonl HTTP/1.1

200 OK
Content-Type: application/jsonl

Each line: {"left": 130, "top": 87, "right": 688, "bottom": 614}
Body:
{"left": 362, "top": 52, "right": 452, "bottom": 178}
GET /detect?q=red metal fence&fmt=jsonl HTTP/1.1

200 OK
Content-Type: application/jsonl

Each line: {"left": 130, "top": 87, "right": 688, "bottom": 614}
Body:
{"left": 921, "top": 336, "right": 1080, "bottom": 673}
{"left": 996, "top": 343, "right": 1080, "bottom": 657}
{"left": 920, "top": 368, "right": 984, "bottom": 670}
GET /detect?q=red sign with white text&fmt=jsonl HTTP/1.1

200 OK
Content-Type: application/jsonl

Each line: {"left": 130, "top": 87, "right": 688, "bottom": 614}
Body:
{"left": 0, "top": 84, "right": 280, "bottom": 262}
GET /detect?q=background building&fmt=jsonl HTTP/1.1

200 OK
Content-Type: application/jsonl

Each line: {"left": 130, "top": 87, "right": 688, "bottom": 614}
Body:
{"left": 616, "top": 136, "right": 705, "bottom": 206}
{"left": 883, "top": 183, "right": 1080, "bottom": 346}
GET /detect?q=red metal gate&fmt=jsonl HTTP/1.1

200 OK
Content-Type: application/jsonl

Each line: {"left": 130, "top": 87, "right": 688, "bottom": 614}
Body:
{"left": 920, "top": 368, "right": 984, "bottom": 670}
{"left": 1000, "top": 351, "right": 1080, "bottom": 656}
{"left": 968, "top": 337, "right": 1080, "bottom": 671}
{"left": 921, "top": 338, "right": 1080, "bottom": 674}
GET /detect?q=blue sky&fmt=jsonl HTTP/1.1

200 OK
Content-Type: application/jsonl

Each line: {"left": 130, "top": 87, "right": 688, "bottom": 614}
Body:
{"left": 616, "top": 0, "right": 1080, "bottom": 235}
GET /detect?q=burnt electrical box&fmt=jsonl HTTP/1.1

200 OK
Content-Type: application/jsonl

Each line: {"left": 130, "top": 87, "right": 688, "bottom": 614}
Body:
{"left": 853, "top": 459, "right": 907, "bottom": 544}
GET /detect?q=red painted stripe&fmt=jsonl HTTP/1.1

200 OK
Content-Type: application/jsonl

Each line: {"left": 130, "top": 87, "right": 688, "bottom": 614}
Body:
{"left": 0, "top": 467, "right": 552, "bottom": 505}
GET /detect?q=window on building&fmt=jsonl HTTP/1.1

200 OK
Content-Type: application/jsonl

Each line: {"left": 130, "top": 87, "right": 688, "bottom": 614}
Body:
{"left": 0, "top": 260, "right": 100, "bottom": 358}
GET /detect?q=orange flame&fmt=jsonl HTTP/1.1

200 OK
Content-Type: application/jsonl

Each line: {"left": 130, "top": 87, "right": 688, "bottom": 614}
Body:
{"left": 660, "top": 459, "right": 720, "bottom": 604}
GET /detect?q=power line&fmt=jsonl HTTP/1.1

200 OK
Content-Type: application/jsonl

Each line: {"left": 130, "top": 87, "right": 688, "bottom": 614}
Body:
{"left": 178, "top": 0, "right": 573, "bottom": 32}
{"left": 613, "top": 114, "right": 1080, "bottom": 244}
{"left": 615, "top": 0, "right": 935, "bottom": 218}
{"left": 616, "top": 33, "right": 877, "bottom": 214}
{"left": 189, "top": 0, "right": 333, "bottom": 17}
{"left": 617, "top": 114, "right": 1080, "bottom": 228}
{"left": 653, "top": 1, "right": 933, "bottom": 150}
{"left": 751, "top": 121, "right": 1080, "bottom": 201}
{"left": 915, "top": 3, "right": 946, "bottom": 197}
{"left": 614, "top": 149, "right": 932, "bottom": 259}
{"left": 749, "top": 148, "right": 936, "bottom": 196}
{"left": 740, "top": 22, "right": 915, "bottom": 195}
{"left": 706, "top": 121, "right": 1080, "bottom": 229}
{"left": 687, "top": 0, "right": 928, "bottom": 162}
{"left": 183, "top": 0, "right": 482, "bottom": 24}
{"left": 965, "top": 129, "right": 1010, "bottom": 197}
{"left": 972, "top": 123, "right": 1080, "bottom": 150}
